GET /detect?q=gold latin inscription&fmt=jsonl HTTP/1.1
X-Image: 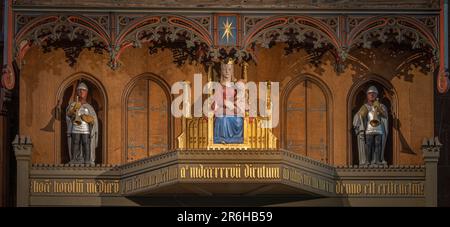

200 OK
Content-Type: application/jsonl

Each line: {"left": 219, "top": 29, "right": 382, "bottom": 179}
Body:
{"left": 31, "top": 179, "right": 120, "bottom": 195}
{"left": 335, "top": 181, "right": 424, "bottom": 196}
{"left": 123, "top": 166, "right": 178, "bottom": 193}
{"left": 30, "top": 165, "right": 425, "bottom": 198}
{"left": 179, "top": 164, "right": 280, "bottom": 180}
{"left": 282, "top": 167, "right": 334, "bottom": 193}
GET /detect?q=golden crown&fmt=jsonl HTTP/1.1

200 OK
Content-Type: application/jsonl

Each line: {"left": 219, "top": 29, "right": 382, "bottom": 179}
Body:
{"left": 225, "top": 58, "right": 234, "bottom": 65}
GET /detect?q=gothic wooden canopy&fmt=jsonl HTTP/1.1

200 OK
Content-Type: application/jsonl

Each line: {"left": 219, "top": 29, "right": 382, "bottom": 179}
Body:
{"left": 5, "top": 0, "right": 447, "bottom": 96}
{"left": 14, "top": 13, "right": 439, "bottom": 72}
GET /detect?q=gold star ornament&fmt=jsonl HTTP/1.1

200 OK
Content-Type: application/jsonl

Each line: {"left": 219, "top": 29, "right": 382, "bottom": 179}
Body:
{"left": 221, "top": 18, "right": 235, "bottom": 43}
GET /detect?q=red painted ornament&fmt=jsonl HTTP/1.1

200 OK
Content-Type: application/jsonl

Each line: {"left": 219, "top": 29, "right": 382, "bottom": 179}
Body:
{"left": 1, "top": 65, "right": 15, "bottom": 90}
{"left": 437, "top": 69, "right": 449, "bottom": 94}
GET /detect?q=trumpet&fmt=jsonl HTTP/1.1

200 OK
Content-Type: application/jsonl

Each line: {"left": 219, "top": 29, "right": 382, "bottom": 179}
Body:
{"left": 369, "top": 98, "right": 381, "bottom": 127}
{"left": 74, "top": 114, "right": 83, "bottom": 126}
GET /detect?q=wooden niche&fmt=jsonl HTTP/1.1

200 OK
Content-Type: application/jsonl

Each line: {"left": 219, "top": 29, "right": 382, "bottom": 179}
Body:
{"left": 60, "top": 79, "right": 105, "bottom": 164}
{"left": 350, "top": 81, "right": 395, "bottom": 165}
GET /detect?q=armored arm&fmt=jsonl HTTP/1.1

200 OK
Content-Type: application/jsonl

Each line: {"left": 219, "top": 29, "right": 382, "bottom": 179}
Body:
{"left": 80, "top": 104, "right": 96, "bottom": 125}
{"left": 81, "top": 114, "right": 95, "bottom": 124}
{"left": 374, "top": 99, "right": 387, "bottom": 118}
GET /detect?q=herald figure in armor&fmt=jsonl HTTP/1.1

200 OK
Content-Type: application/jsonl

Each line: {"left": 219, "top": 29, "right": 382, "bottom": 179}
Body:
{"left": 353, "top": 86, "right": 389, "bottom": 166}
{"left": 212, "top": 59, "right": 245, "bottom": 144}
{"left": 66, "top": 82, "right": 99, "bottom": 165}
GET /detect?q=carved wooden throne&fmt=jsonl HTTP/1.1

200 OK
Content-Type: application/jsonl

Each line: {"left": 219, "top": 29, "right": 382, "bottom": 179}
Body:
{"left": 177, "top": 114, "right": 277, "bottom": 150}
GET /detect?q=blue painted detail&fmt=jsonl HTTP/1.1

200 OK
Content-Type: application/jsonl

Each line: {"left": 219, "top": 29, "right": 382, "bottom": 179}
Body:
{"left": 213, "top": 116, "right": 244, "bottom": 144}
{"left": 218, "top": 16, "right": 237, "bottom": 46}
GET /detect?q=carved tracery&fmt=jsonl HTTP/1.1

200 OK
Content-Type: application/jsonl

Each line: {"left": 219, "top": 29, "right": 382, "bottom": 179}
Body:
{"left": 15, "top": 15, "right": 110, "bottom": 66}
{"left": 13, "top": 13, "right": 441, "bottom": 77}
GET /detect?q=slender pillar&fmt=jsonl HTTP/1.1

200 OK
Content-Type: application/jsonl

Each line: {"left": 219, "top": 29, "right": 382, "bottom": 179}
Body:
{"left": 12, "top": 135, "right": 32, "bottom": 207}
{"left": 0, "top": 116, "right": 4, "bottom": 206}
{"left": 422, "top": 137, "right": 442, "bottom": 207}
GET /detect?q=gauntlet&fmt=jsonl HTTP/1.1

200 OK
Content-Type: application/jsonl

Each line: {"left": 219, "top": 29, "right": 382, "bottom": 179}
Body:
{"left": 81, "top": 114, "right": 95, "bottom": 124}
{"left": 358, "top": 105, "right": 368, "bottom": 118}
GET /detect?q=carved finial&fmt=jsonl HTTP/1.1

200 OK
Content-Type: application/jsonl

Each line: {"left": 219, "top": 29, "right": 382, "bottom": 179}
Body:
{"left": 25, "top": 136, "right": 32, "bottom": 144}
{"left": 242, "top": 61, "right": 249, "bottom": 82}
{"left": 207, "top": 62, "right": 213, "bottom": 82}
{"left": 428, "top": 137, "right": 434, "bottom": 146}
{"left": 422, "top": 137, "right": 429, "bottom": 148}
{"left": 434, "top": 137, "right": 442, "bottom": 146}
{"left": 12, "top": 135, "right": 33, "bottom": 145}
{"left": 13, "top": 134, "right": 19, "bottom": 145}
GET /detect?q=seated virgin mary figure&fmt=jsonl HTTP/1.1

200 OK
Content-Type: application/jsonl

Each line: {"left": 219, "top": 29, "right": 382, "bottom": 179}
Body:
{"left": 211, "top": 60, "right": 245, "bottom": 144}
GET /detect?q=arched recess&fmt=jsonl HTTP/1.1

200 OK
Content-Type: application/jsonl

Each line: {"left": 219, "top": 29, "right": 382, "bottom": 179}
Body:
{"left": 122, "top": 73, "right": 173, "bottom": 163}
{"left": 347, "top": 75, "right": 399, "bottom": 165}
{"left": 281, "top": 74, "right": 333, "bottom": 164}
{"left": 55, "top": 73, "right": 108, "bottom": 164}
